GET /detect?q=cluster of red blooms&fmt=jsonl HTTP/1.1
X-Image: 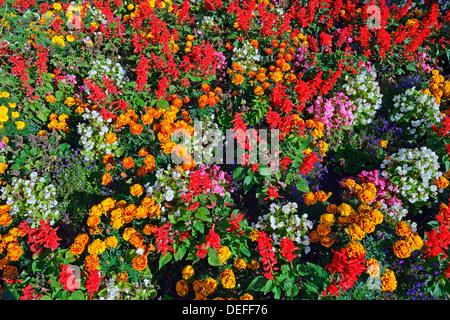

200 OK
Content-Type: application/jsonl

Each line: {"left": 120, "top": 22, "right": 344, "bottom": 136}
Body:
{"left": 153, "top": 222, "right": 177, "bottom": 256}
{"left": 19, "top": 285, "right": 43, "bottom": 300}
{"left": 323, "top": 248, "right": 366, "bottom": 297}
{"left": 423, "top": 202, "right": 450, "bottom": 260}
{"left": 226, "top": 211, "right": 245, "bottom": 235}
{"left": 58, "top": 264, "right": 81, "bottom": 292}
{"left": 196, "top": 225, "right": 221, "bottom": 258}
{"left": 85, "top": 270, "right": 102, "bottom": 300}
{"left": 299, "top": 152, "right": 322, "bottom": 175}
{"left": 256, "top": 232, "right": 278, "bottom": 280}
{"left": 18, "top": 219, "right": 61, "bottom": 257}
{"left": 279, "top": 237, "right": 299, "bottom": 262}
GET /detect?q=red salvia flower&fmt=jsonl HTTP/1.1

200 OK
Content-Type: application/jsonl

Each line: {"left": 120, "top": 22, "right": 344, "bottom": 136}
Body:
{"left": 85, "top": 270, "right": 102, "bottom": 300}
{"left": 280, "top": 237, "right": 299, "bottom": 262}
{"left": 153, "top": 222, "right": 177, "bottom": 256}
{"left": 18, "top": 219, "right": 61, "bottom": 257}
{"left": 256, "top": 232, "right": 278, "bottom": 280}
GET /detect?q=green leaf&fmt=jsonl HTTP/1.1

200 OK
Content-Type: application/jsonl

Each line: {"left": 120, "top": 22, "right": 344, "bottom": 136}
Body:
{"left": 69, "top": 290, "right": 85, "bottom": 300}
{"left": 247, "top": 275, "right": 267, "bottom": 292}
{"left": 55, "top": 90, "right": 64, "bottom": 101}
{"left": 207, "top": 247, "right": 222, "bottom": 266}
{"left": 159, "top": 252, "right": 173, "bottom": 270}
{"left": 195, "top": 206, "right": 211, "bottom": 222}
{"left": 40, "top": 295, "right": 52, "bottom": 300}
{"left": 232, "top": 166, "right": 245, "bottom": 181}
{"left": 406, "top": 62, "right": 416, "bottom": 72}
{"left": 193, "top": 219, "right": 204, "bottom": 234}
{"left": 296, "top": 178, "right": 309, "bottom": 193}
{"left": 174, "top": 245, "right": 187, "bottom": 261}
{"left": 157, "top": 99, "right": 170, "bottom": 110}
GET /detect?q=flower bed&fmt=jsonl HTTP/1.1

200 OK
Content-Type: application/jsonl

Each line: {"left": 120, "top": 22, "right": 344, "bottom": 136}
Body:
{"left": 0, "top": 0, "right": 450, "bottom": 301}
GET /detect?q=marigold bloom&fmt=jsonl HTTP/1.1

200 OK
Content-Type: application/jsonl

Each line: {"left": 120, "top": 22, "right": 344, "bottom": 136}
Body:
{"left": 337, "top": 203, "right": 352, "bottom": 216}
{"left": 380, "top": 269, "right": 397, "bottom": 292}
{"left": 176, "top": 280, "right": 189, "bottom": 297}
{"left": 320, "top": 213, "right": 335, "bottom": 226}
{"left": 182, "top": 265, "right": 195, "bottom": 280}
{"left": 232, "top": 74, "right": 244, "bottom": 85}
{"left": 216, "top": 245, "right": 231, "bottom": 264}
{"left": 320, "top": 235, "right": 335, "bottom": 247}
{"left": 234, "top": 257, "right": 247, "bottom": 270}
{"left": 395, "top": 221, "right": 412, "bottom": 238}
{"left": 303, "top": 192, "right": 317, "bottom": 206}
{"left": 84, "top": 254, "right": 100, "bottom": 272}
{"left": 105, "top": 236, "right": 118, "bottom": 249}
{"left": 393, "top": 240, "right": 411, "bottom": 258}
{"left": 132, "top": 255, "right": 148, "bottom": 271}
{"left": 203, "top": 278, "right": 217, "bottom": 295}
{"left": 317, "top": 223, "right": 331, "bottom": 236}
{"left": 7, "top": 243, "right": 23, "bottom": 261}
{"left": 220, "top": 268, "right": 236, "bottom": 289}
{"left": 346, "top": 241, "right": 365, "bottom": 259}
{"left": 105, "top": 132, "right": 118, "bottom": 144}
{"left": 130, "top": 184, "right": 144, "bottom": 197}
{"left": 88, "top": 239, "right": 106, "bottom": 255}
{"left": 435, "top": 176, "right": 449, "bottom": 189}
{"left": 101, "top": 172, "right": 112, "bottom": 186}
{"left": 346, "top": 223, "right": 365, "bottom": 241}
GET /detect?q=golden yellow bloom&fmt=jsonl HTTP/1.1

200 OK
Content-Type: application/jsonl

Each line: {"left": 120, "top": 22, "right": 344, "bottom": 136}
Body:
{"left": 51, "top": 35, "right": 66, "bottom": 47}
{"left": 380, "top": 269, "right": 397, "bottom": 292}
{"left": 176, "top": 280, "right": 189, "bottom": 297}
{"left": 366, "top": 259, "right": 380, "bottom": 277}
{"left": 0, "top": 163, "right": 7, "bottom": 174}
{"left": 303, "top": 192, "right": 317, "bottom": 206}
{"left": 317, "top": 223, "right": 331, "bottom": 236}
{"left": 182, "top": 265, "right": 195, "bottom": 280}
{"left": 320, "top": 234, "right": 335, "bottom": 247}
{"left": 234, "top": 257, "right": 247, "bottom": 270}
{"left": 320, "top": 213, "right": 335, "bottom": 226}
{"left": 87, "top": 239, "right": 106, "bottom": 255}
{"left": 435, "top": 176, "right": 449, "bottom": 189}
{"left": 380, "top": 140, "right": 388, "bottom": 148}
{"left": 130, "top": 184, "right": 144, "bottom": 197}
{"left": 105, "top": 236, "right": 118, "bottom": 249}
{"left": 203, "top": 278, "right": 217, "bottom": 295}
{"left": 346, "top": 241, "right": 365, "bottom": 259}
{"left": 84, "top": 254, "right": 100, "bottom": 272}
{"left": 395, "top": 221, "right": 412, "bottom": 238}
{"left": 53, "top": 3, "right": 62, "bottom": 10}
{"left": 220, "top": 268, "right": 236, "bottom": 289}
{"left": 249, "top": 228, "right": 261, "bottom": 241}
{"left": 14, "top": 121, "right": 25, "bottom": 130}
{"left": 232, "top": 74, "right": 244, "bottom": 85}
{"left": 393, "top": 240, "right": 411, "bottom": 258}
{"left": 216, "top": 245, "right": 231, "bottom": 264}
{"left": 11, "top": 111, "right": 19, "bottom": 119}
{"left": 337, "top": 203, "right": 353, "bottom": 216}
{"left": 406, "top": 233, "right": 424, "bottom": 251}
{"left": 132, "top": 255, "right": 148, "bottom": 271}
{"left": 0, "top": 92, "right": 10, "bottom": 98}
{"left": 346, "top": 223, "right": 365, "bottom": 241}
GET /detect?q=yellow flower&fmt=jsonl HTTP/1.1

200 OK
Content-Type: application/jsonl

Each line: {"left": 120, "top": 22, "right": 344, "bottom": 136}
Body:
{"left": 232, "top": 74, "right": 244, "bottom": 85}
{"left": 11, "top": 111, "right": 19, "bottom": 119}
{"left": 0, "top": 105, "right": 8, "bottom": 114}
{"left": 0, "top": 113, "right": 8, "bottom": 123}
{"left": 66, "top": 34, "right": 76, "bottom": 42}
{"left": 0, "top": 92, "right": 9, "bottom": 98}
{"left": 182, "top": 265, "right": 194, "bottom": 280}
{"left": 303, "top": 192, "right": 317, "bottom": 206}
{"left": 53, "top": 3, "right": 62, "bottom": 10}
{"left": 176, "top": 280, "right": 189, "bottom": 297}
{"left": 130, "top": 184, "right": 144, "bottom": 197}
{"left": 51, "top": 35, "right": 66, "bottom": 48}
{"left": 15, "top": 121, "right": 25, "bottom": 130}
{"left": 220, "top": 268, "right": 236, "bottom": 289}
{"left": 8, "top": 102, "right": 16, "bottom": 108}
{"left": 435, "top": 176, "right": 449, "bottom": 189}
{"left": 234, "top": 257, "right": 247, "bottom": 270}
{"left": 216, "top": 245, "right": 231, "bottom": 264}
{"left": 346, "top": 241, "right": 365, "bottom": 258}
{"left": 380, "top": 269, "right": 397, "bottom": 292}
{"left": 380, "top": 140, "right": 388, "bottom": 148}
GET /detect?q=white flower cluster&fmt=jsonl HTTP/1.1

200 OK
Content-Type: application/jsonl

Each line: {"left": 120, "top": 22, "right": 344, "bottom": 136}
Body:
{"left": 390, "top": 87, "right": 443, "bottom": 139}
{"left": 192, "top": 114, "right": 225, "bottom": 165}
{"left": 144, "top": 164, "right": 191, "bottom": 222}
{"left": 195, "top": 15, "right": 217, "bottom": 36}
{"left": 98, "top": 276, "right": 154, "bottom": 300}
{"left": 341, "top": 70, "right": 383, "bottom": 126}
{"left": 77, "top": 109, "right": 122, "bottom": 162}
{"left": 381, "top": 147, "right": 444, "bottom": 206}
{"left": 252, "top": 202, "right": 313, "bottom": 255}
{"left": 0, "top": 172, "right": 59, "bottom": 227}
{"left": 86, "top": 56, "right": 129, "bottom": 92}
{"left": 232, "top": 40, "right": 261, "bottom": 72}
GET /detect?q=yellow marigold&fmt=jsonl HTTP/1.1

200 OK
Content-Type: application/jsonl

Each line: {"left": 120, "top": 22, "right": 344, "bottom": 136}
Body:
{"left": 315, "top": 190, "right": 330, "bottom": 202}
{"left": 86, "top": 215, "right": 101, "bottom": 228}
{"left": 346, "top": 241, "right": 365, "bottom": 259}
{"left": 101, "top": 197, "right": 116, "bottom": 212}
{"left": 130, "top": 184, "right": 144, "bottom": 197}
{"left": 407, "top": 233, "right": 424, "bottom": 251}
{"left": 134, "top": 205, "right": 148, "bottom": 219}
{"left": 271, "top": 71, "right": 284, "bottom": 82}
{"left": 220, "top": 268, "right": 236, "bottom": 289}
{"left": 193, "top": 280, "right": 204, "bottom": 293}
{"left": 14, "top": 121, "right": 25, "bottom": 130}
{"left": 84, "top": 254, "right": 100, "bottom": 272}
{"left": 101, "top": 172, "right": 112, "bottom": 186}
{"left": 88, "top": 239, "right": 106, "bottom": 255}
{"left": 326, "top": 204, "right": 338, "bottom": 214}
{"left": 234, "top": 257, "right": 247, "bottom": 270}
{"left": 182, "top": 265, "right": 195, "bottom": 280}
{"left": 105, "top": 236, "right": 118, "bottom": 249}
{"left": 367, "top": 209, "right": 383, "bottom": 225}
{"left": 66, "top": 34, "right": 75, "bottom": 42}
{"left": 320, "top": 235, "right": 335, "bottom": 248}
{"left": 393, "top": 240, "right": 411, "bottom": 258}
{"left": 346, "top": 223, "right": 365, "bottom": 241}
{"left": 337, "top": 203, "right": 352, "bottom": 216}
{"left": 317, "top": 223, "right": 331, "bottom": 236}
{"left": 248, "top": 259, "right": 260, "bottom": 270}
{"left": 132, "top": 255, "right": 148, "bottom": 271}
{"left": 254, "top": 85, "right": 264, "bottom": 96}
{"left": 123, "top": 227, "right": 137, "bottom": 241}
{"left": 320, "top": 213, "right": 335, "bottom": 226}
{"left": 105, "top": 132, "right": 118, "bottom": 144}
{"left": 143, "top": 224, "right": 155, "bottom": 235}
{"left": 203, "top": 277, "right": 217, "bottom": 295}
{"left": 380, "top": 269, "right": 397, "bottom": 292}
{"left": 176, "top": 280, "right": 189, "bottom": 297}
{"left": 217, "top": 245, "right": 231, "bottom": 264}
{"left": 7, "top": 243, "right": 23, "bottom": 261}
{"left": 435, "top": 176, "right": 449, "bottom": 189}
{"left": 359, "top": 217, "right": 375, "bottom": 234}
{"left": 303, "top": 192, "right": 317, "bottom": 206}
{"left": 395, "top": 221, "right": 412, "bottom": 238}
{"left": 0, "top": 163, "right": 8, "bottom": 174}
{"left": 240, "top": 293, "right": 254, "bottom": 300}
{"left": 74, "top": 234, "right": 90, "bottom": 246}
{"left": 380, "top": 140, "right": 388, "bottom": 148}
{"left": 232, "top": 74, "right": 244, "bottom": 85}
{"left": 249, "top": 228, "right": 261, "bottom": 241}
{"left": 129, "top": 233, "right": 144, "bottom": 248}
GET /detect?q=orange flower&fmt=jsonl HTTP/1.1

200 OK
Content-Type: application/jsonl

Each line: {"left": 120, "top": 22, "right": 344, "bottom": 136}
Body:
{"left": 101, "top": 172, "right": 112, "bottom": 185}
{"left": 132, "top": 255, "right": 148, "bottom": 271}
{"left": 122, "top": 157, "right": 134, "bottom": 169}
{"left": 105, "top": 132, "right": 118, "bottom": 144}
{"left": 138, "top": 148, "right": 149, "bottom": 157}
{"left": 130, "top": 123, "right": 144, "bottom": 135}
{"left": 70, "top": 241, "right": 85, "bottom": 255}
{"left": 130, "top": 184, "right": 144, "bottom": 197}
{"left": 83, "top": 254, "right": 100, "bottom": 272}
{"left": 117, "top": 271, "right": 129, "bottom": 282}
